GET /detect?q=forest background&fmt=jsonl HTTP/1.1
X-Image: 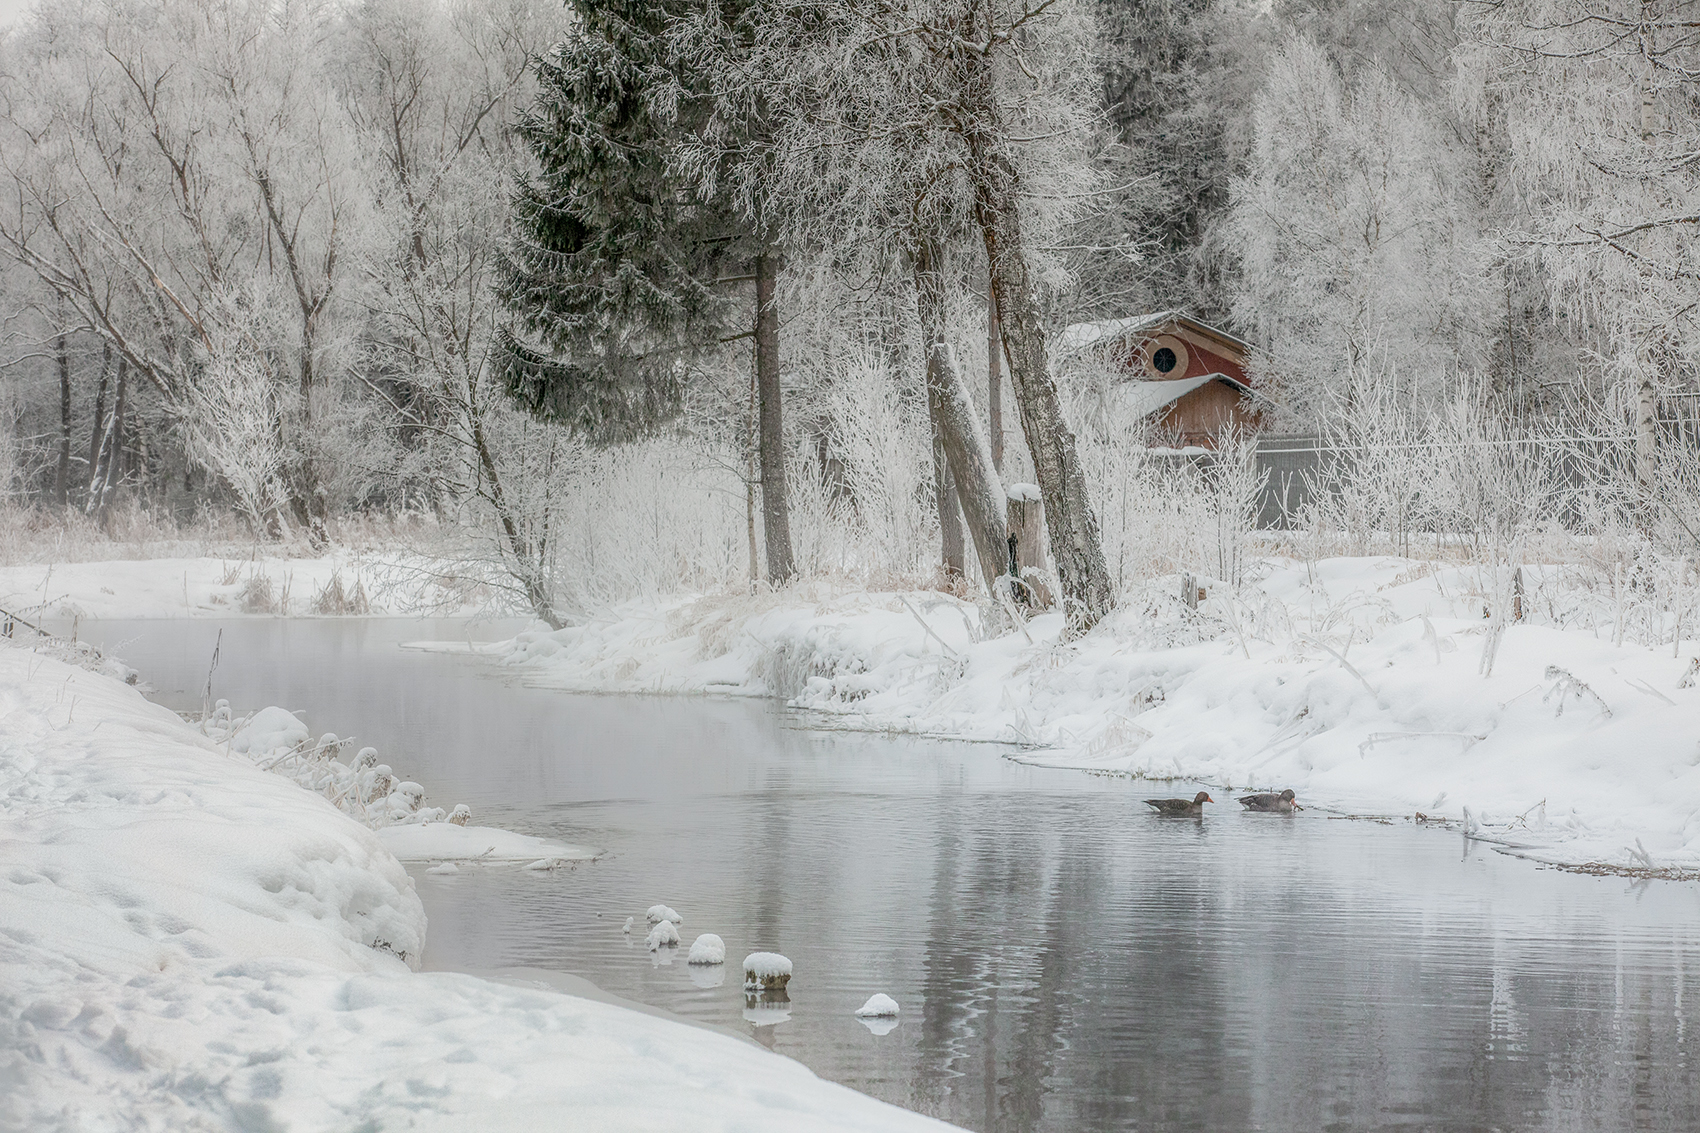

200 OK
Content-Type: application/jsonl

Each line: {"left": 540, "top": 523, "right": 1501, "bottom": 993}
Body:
{"left": 3, "top": 0, "right": 1699, "bottom": 647}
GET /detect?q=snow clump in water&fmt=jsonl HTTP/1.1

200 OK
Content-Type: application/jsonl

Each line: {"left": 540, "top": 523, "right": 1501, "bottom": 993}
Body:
{"left": 687, "top": 934, "right": 725, "bottom": 965}
{"left": 743, "top": 952, "right": 792, "bottom": 990}
{"left": 622, "top": 916, "right": 635, "bottom": 934}
{"left": 646, "top": 920, "right": 680, "bottom": 950}
{"left": 646, "top": 904, "right": 683, "bottom": 925}
{"left": 854, "top": 994, "right": 899, "bottom": 1017}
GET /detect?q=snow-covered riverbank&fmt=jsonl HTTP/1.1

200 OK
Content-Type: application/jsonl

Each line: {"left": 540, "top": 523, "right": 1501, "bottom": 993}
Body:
{"left": 465, "top": 557, "right": 1700, "bottom": 875}
{"left": 0, "top": 639, "right": 960, "bottom": 1131}
{"left": 0, "top": 552, "right": 475, "bottom": 619}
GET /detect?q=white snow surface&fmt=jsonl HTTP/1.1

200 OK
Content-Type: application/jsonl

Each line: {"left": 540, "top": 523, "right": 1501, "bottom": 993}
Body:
{"left": 0, "top": 553, "right": 469, "bottom": 619}
{"left": 744, "top": 952, "right": 793, "bottom": 980}
{"left": 855, "top": 994, "right": 901, "bottom": 1017}
{"left": 0, "top": 639, "right": 961, "bottom": 1132}
{"left": 228, "top": 704, "right": 311, "bottom": 752}
{"left": 688, "top": 933, "right": 727, "bottom": 965}
{"left": 477, "top": 559, "right": 1700, "bottom": 872}
{"left": 375, "top": 822, "right": 597, "bottom": 863}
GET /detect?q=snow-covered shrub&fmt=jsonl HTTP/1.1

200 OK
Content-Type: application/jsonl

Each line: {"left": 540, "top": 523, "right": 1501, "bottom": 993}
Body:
{"left": 206, "top": 706, "right": 471, "bottom": 834}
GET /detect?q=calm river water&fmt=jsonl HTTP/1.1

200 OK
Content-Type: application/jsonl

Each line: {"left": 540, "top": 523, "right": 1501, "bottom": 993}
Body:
{"left": 79, "top": 617, "right": 1700, "bottom": 1133}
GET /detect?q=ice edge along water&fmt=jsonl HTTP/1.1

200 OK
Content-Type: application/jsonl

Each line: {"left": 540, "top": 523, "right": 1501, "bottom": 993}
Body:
{"left": 466, "top": 555, "right": 1700, "bottom": 875}
{"left": 0, "top": 639, "right": 961, "bottom": 1132}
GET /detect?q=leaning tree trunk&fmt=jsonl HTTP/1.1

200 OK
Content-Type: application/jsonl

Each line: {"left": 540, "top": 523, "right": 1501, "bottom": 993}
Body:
{"left": 988, "top": 277, "right": 1004, "bottom": 473}
{"left": 86, "top": 343, "right": 110, "bottom": 504}
{"left": 755, "top": 251, "right": 796, "bottom": 584}
{"left": 55, "top": 330, "right": 71, "bottom": 508}
{"left": 914, "top": 240, "right": 1008, "bottom": 596}
{"left": 90, "top": 356, "right": 127, "bottom": 522}
{"left": 960, "top": 93, "right": 1113, "bottom": 631}
{"left": 933, "top": 428, "right": 966, "bottom": 579}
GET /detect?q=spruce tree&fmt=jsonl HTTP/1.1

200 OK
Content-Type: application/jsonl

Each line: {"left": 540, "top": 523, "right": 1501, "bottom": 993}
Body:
{"left": 500, "top": 0, "right": 797, "bottom": 580}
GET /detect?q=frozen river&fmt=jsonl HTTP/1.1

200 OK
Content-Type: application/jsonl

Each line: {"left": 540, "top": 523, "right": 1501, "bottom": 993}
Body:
{"left": 82, "top": 617, "right": 1700, "bottom": 1132}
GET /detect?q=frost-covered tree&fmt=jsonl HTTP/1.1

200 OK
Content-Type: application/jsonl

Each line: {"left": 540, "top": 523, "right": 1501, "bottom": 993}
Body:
{"left": 500, "top": 0, "right": 800, "bottom": 583}
{"left": 1224, "top": 32, "right": 1488, "bottom": 421}
{"left": 0, "top": 0, "right": 365, "bottom": 541}
{"left": 1462, "top": 0, "right": 1700, "bottom": 513}
{"left": 679, "top": 0, "right": 1118, "bottom": 628}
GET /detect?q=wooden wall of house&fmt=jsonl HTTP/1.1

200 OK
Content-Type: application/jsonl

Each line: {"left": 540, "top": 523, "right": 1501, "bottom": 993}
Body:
{"left": 1154, "top": 382, "right": 1263, "bottom": 447}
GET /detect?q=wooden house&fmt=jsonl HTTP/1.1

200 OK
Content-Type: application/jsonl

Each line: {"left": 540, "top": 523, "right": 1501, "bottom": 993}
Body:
{"left": 1056, "top": 312, "right": 1267, "bottom": 449}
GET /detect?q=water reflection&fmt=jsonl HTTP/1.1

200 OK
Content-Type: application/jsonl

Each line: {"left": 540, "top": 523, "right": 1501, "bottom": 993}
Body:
{"left": 82, "top": 618, "right": 1700, "bottom": 1133}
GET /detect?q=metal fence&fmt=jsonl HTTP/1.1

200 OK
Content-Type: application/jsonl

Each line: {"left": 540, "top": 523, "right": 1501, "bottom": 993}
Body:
{"left": 1145, "top": 432, "right": 1643, "bottom": 531}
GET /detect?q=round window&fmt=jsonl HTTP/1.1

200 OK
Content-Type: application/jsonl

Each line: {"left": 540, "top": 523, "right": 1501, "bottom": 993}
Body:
{"left": 1142, "top": 335, "right": 1189, "bottom": 380}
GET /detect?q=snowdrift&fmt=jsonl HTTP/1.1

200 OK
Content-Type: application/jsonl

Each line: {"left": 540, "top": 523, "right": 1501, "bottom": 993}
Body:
{"left": 481, "top": 558, "right": 1700, "bottom": 873}
{"left": 0, "top": 639, "right": 960, "bottom": 1132}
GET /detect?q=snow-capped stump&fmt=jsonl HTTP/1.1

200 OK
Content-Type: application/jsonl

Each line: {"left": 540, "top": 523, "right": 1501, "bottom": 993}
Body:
{"left": 743, "top": 952, "right": 792, "bottom": 991}
{"left": 688, "top": 933, "right": 726, "bottom": 965}
{"left": 645, "top": 920, "right": 680, "bottom": 951}
{"left": 447, "top": 804, "right": 472, "bottom": 827}
{"left": 646, "top": 904, "right": 683, "bottom": 925}
{"left": 854, "top": 994, "right": 899, "bottom": 1018}
{"left": 622, "top": 916, "right": 635, "bottom": 934}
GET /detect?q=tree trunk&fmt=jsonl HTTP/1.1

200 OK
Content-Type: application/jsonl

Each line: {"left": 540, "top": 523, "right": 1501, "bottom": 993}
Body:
{"left": 89, "top": 355, "right": 124, "bottom": 517}
{"left": 933, "top": 428, "right": 965, "bottom": 578}
{"left": 963, "top": 118, "right": 1114, "bottom": 631}
{"left": 914, "top": 240, "right": 1008, "bottom": 596}
{"left": 746, "top": 360, "right": 761, "bottom": 588}
{"left": 468, "top": 396, "right": 562, "bottom": 629}
{"left": 1636, "top": 363, "right": 1659, "bottom": 523}
{"left": 86, "top": 343, "right": 110, "bottom": 503}
{"left": 1007, "top": 490, "right": 1053, "bottom": 609}
{"left": 55, "top": 331, "right": 71, "bottom": 508}
{"left": 755, "top": 251, "right": 795, "bottom": 584}
{"left": 988, "top": 280, "right": 1004, "bottom": 473}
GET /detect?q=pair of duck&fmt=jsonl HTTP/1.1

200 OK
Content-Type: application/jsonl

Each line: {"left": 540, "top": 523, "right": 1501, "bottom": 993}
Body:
{"left": 1144, "top": 789, "right": 1298, "bottom": 816}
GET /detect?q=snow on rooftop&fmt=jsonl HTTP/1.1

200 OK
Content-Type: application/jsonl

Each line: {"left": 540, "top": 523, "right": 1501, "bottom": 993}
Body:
{"left": 1054, "top": 311, "right": 1179, "bottom": 356}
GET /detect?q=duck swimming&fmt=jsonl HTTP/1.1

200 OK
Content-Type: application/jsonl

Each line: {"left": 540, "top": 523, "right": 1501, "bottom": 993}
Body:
{"left": 1145, "top": 791, "right": 1213, "bottom": 816}
{"left": 1238, "top": 788, "right": 1299, "bottom": 813}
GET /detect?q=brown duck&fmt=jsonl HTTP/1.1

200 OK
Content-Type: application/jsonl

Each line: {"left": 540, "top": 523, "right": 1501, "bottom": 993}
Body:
{"left": 1238, "top": 788, "right": 1299, "bottom": 813}
{"left": 1145, "top": 791, "right": 1213, "bottom": 816}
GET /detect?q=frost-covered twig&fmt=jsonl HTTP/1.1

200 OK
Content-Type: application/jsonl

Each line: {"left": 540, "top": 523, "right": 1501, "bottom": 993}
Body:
{"left": 1542, "top": 666, "right": 1612, "bottom": 719}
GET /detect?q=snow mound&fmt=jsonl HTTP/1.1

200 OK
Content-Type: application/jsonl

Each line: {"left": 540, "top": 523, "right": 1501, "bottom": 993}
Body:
{"left": 646, "top": 920, "right": 681, "bottom": 950}
{"left": 854, "top": 994, "right": 900, "bottom": 1017}
{"left": 228, "top": 704, "right": 310, "bottom": 753}
{"left": 1006, "top": 482, "right": 1041, "bottom": 502}
{"left": 647, "top": 904, "right": 683, "bottom": 925}
{"left": 375, "top": 823, "right": 597, "bottom": 864}
{"left": 688, "top": 933, "right": 726, "bottom": 965}
{"left": 623, "top": 916, "right": 635, "bottom": 934}
{"left": 0, "top": 638, "right": 966, "bottom": 1132}
{"left": 744, "top": 951, "right": 793, "bottom": 990}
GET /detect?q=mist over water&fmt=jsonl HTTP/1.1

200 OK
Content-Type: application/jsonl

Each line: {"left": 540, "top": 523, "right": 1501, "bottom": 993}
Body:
{"left": 87, "top": 617, "right": 1700, "bottom": 1133}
